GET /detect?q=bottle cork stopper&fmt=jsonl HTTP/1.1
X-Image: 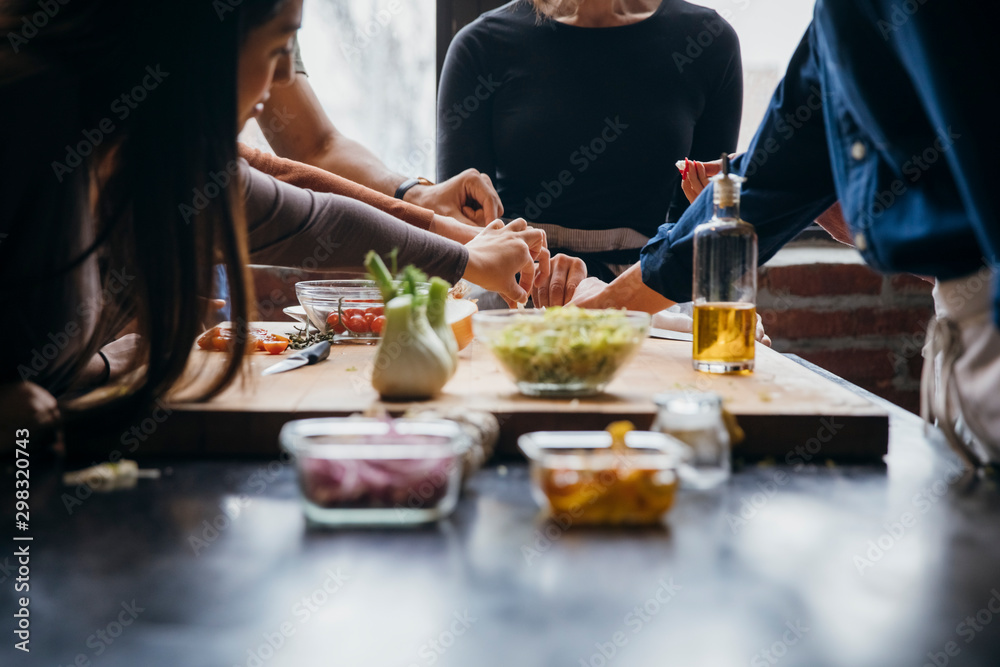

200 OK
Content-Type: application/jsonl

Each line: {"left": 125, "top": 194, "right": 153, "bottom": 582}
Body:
{"left": 712, "top": 153, "right": 743, "bottom": 208}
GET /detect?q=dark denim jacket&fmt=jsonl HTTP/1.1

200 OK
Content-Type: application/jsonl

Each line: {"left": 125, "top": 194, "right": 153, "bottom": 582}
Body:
{"left": 641, "top": 0, "right": 998, "bottom": 326}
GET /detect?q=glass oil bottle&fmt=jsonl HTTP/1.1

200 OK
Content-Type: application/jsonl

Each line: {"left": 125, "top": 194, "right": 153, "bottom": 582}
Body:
{"left": 692, "top": 155, "right": 758, "bottom": 373}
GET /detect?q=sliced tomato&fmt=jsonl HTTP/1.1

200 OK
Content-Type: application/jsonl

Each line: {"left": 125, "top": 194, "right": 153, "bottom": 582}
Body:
{"left": 263, "top": 339, "right": 289, "bottom": 355}
{"left": 197, "top": 327, "right": 220, "bottom": 350}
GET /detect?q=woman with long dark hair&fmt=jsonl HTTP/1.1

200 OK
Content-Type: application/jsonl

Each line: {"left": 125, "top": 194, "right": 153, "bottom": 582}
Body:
{"left": 0, "top": 0, "right": 544, "bottom": 447}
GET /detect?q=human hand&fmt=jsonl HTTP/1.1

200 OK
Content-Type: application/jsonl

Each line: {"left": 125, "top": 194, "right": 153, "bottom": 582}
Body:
{"left": 567, "top": 276, "right": 613, "bottom": 309}
{"left": 677, "top": 155, "right": 736, "bottom": 204}
{"left": 404, "top": 168, "right": 504, "bottom": 226}
{"left": 0, "top": 382, "right": 61, "bottom": 454}
{"left": 463, "top": 219, "right": 548, "bottom": 307}
{"left": 532, "top": 254, "right": 587, "bottom": 307}
{"left": 755, "top": 312, "right": 771, "bottom": 347}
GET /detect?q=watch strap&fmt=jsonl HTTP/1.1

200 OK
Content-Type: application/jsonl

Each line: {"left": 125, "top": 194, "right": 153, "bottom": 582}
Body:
{"left": 394, "top": 177, "right": 433, "bottom": 200}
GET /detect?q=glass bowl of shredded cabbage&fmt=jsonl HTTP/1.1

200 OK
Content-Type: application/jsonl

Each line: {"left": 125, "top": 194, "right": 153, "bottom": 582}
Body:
{"left": 473, "top": 306, "right": 651, "bottom": 397}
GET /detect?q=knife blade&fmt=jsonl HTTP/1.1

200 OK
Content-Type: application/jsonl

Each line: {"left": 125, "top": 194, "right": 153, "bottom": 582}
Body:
{"left": 261, "top": 341, "right": 331, "bottom": 376}
{"left": 649, "top": 328, "right": 694, "bottom": 342}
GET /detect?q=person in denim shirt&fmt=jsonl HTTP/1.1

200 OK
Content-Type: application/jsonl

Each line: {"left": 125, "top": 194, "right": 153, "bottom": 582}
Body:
{"left": 573, "top": 0, "right": 998, "bottom": 465}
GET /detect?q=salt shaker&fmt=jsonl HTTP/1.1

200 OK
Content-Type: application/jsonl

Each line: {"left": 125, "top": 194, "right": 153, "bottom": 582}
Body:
{"left": 653, "top": 392, "right": 730, "bottom": 489}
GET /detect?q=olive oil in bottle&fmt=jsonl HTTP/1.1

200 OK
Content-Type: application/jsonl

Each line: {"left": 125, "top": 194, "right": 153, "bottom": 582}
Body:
{"left": 692, "top": 155, "right": 758, "bottom": 373}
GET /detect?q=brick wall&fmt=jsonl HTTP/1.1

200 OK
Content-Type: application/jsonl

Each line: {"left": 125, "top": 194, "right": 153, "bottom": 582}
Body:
{"left": 758, "top": 244, "right": 935, "bottom": 413}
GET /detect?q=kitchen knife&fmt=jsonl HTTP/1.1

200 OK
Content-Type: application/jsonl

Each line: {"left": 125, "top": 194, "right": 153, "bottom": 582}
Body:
{"left": 649, "top": 328, "right": 694, "bottom": 342}
{"left": 261, "top": 341, "right": 331, "bottom": 376}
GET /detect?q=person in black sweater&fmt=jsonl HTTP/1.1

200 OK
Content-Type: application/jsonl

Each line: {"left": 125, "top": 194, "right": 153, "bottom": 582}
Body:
{"left": 438, "top": 0, "right": 742, "bottom": 300}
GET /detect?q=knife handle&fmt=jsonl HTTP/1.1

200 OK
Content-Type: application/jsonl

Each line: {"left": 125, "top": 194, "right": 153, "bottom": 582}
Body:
{"left": 299, "top": 341, "right": 331, "bottom": 365}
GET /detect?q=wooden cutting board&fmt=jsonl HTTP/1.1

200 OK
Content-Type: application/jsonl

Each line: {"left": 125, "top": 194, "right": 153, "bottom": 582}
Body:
{"left": 130, "top": 323, "right": 888, "bottom": 462}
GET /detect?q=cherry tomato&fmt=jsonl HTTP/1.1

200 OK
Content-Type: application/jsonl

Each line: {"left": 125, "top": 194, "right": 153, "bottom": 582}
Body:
{"left": 345, "top": 315, "right": 368, "bottom": 333}
{"left": 326, "top": 312, "right": 346, "bottom": 334}
{"left": 363, "top": 312, "right": 376, "bottom": 328}
{"left": 263, "top": 339, "right": 289, "bottom": 355}
{"left": 342, "top": 307, "right": 364, "bottom": 320}
{"left": 365, "top": 305, "right": 384, "bottom": 317}
{"left": 370, "top": 315, "right": 387, "bottom": 335}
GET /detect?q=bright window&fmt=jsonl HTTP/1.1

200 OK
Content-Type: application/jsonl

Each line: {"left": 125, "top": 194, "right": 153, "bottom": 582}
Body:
{"left": 239, "top": 0, "right": 438, "bottom": 178}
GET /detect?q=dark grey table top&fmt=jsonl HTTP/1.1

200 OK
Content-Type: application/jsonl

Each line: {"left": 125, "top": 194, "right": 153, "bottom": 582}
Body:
{"left": 4, "top": 374, "right": 1000, "bottom": 667}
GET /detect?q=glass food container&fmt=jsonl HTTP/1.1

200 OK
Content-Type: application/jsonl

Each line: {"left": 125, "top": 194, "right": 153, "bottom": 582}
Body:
{"left": 473, "top": 307, "right": 650, "bottom": 397}
{"left": 691, "top": 157, "right": 758, "bottom": 373}
{"left": 280, "top": 418, "right": 470, "bottom": 526}
{"left": 653, "top": 392, "right": 731, "bottom": 489}
{"left": 295, "top": 279, "right": 422, "bottom": 344}
{"left": 518, "top": 430, "right": 688, "bottom": 526}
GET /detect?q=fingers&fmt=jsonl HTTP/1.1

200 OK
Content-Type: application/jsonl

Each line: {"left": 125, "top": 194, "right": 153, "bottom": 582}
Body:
{"left": 681, "top": 172, "right": 699, "bottom": 204}
{"left": 499, "top": 270, "right": 528, "bottom": 307}
{"left": 755, "top": 314, "right": 772, "bottom": 347}
{"left": 505, "top": 217, "right": 528, "bottom": 232}
{"left": 568, "top": 276, "right": 609, "bottom": 308}
{"left": 693, "top": 161, "right": 708, "bottom": 192}
{"left": 517, "top": 227, "right": 546, "bottom": 260}
{"left": 534, "top": 259, "right": 550, "bottom": 307}
{"left": 535, "top": 246, "right": 551, "bottom": 293}
{"left": 562, "top": 256, "right": 587, "bottom": 304}
{"left": 460, "top": 169, "right": 503, "bottom": 224}
{"left": 518, "top": 260, "right": 535, "bottom": 304}
{"left": 549, "top": 258, "right": 569, "bottom": 307}
{"left": 458, "top": 206, "right": 481, "bottom": 226}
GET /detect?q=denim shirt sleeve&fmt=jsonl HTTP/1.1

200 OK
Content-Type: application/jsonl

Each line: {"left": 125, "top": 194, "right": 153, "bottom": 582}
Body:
{"left": 865, "top": 0, "right": 1000, "bottom": 327}
{"left": 640, "top": 20, "right": 838, "bottom": 303}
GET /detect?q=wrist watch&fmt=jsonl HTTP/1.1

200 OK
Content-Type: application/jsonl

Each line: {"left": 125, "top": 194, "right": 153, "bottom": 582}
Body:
{"left": 394, "top": 176, "right": 434, "bottom": 200}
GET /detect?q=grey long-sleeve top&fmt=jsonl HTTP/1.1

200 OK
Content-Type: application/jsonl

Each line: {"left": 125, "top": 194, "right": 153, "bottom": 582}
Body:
{"left": 241, "top": 160, "right": 469, "bottom": 281}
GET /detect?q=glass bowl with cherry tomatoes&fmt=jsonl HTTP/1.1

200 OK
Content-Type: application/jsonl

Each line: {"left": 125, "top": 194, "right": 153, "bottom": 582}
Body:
{"left": 295, "top": 280, "right": 426, "bottom": 344}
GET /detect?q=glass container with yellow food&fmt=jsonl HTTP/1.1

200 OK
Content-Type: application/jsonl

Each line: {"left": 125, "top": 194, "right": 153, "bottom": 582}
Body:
{"left": 518, "top": 422, "right": 688, "bottom": 526}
